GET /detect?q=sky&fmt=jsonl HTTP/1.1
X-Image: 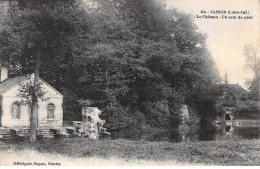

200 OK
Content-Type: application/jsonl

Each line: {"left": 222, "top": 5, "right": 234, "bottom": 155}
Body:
{"left": 165, "top": 0, "right": 260, "bottom": 88}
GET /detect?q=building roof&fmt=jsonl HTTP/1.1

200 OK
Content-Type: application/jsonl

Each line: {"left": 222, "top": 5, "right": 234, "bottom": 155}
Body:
{"left": 0, "top": 74, "right": 63, "bottom": 97}
{"left": 0, "top": 76, "right": 27, "bottom": 95}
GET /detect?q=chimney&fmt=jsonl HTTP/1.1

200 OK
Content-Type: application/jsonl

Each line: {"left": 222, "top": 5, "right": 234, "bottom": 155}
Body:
{"left": 1, "top": 67, "right": 8, "bottom": 82}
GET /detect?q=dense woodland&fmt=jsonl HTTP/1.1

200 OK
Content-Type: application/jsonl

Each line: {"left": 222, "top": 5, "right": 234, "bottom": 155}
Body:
{"left": 0, "top": 0, "right": 230, "bottom": 138}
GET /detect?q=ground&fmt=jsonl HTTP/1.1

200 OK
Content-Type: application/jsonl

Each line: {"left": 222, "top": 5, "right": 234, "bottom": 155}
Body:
{"left": 0, "top": 138, "right": 260, "bottom": 166}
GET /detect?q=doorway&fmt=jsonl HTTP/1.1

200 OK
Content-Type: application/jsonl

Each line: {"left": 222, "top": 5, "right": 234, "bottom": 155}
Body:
{"left": 225, "top": 114, "right": 231, "bottom": 120}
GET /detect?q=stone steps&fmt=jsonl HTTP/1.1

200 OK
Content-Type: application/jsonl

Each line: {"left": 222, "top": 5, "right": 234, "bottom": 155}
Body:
{"left": 0, "top": 127, "right": 71, "bottom": 140}
{"left": 0, "top": 126, "right": 111, "bottom": 140}
{"left": 37, "top": 128, "right": 54, "bottom": 139}
{"left": 0, "top": 128, "right": 12, "bottom": 140}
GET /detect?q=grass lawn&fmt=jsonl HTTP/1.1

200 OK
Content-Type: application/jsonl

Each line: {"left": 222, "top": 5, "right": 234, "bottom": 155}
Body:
{"left": 0, "top": 138, "right": 260, "bottom": 166}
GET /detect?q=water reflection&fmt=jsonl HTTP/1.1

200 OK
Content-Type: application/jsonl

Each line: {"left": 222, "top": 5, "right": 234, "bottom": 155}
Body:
{"left": 146, "top": 122, "right": 260, "bottom": 143}
{"left": 110, "top": 120, "right": 260, "bottom": 143}
{"left": 215, "top": 124, "right": 260, "bottom": 141}
{"left": 225, "top": 126, "right": 231, "bottom": 132}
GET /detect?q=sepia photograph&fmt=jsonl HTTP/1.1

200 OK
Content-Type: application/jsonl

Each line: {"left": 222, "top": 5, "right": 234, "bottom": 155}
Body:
{"left": 0, "top": 0, "right": 259, "bottom": 166}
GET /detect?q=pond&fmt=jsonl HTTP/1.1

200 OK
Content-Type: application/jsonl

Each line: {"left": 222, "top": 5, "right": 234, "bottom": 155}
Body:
{"left": 145, "top": 121, "right": 260, "bottom": 143}
{"left": 215, "top": 124, "right": 260, "bottom": 141}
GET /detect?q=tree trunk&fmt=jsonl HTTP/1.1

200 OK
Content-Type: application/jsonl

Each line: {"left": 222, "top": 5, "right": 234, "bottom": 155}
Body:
{"left": 30, "top": 49, "right": 40, "bottom": 143}
{"left": 0, "top": 63, "right": 2, "bottom": 127}
{"left": 0, "top": 63, "right": 1, "bottom": 82}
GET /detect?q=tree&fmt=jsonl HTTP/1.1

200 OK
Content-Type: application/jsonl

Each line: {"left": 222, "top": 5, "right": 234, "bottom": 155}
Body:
{"left": 85, "top": 0, "right": 220, "bottom": 131}
{"left": 0, "top": 0, "right": 220, "bottom": 139}
{"left": 0, "top": 0, "right": 90, "bottom": 142}
{"left": 244, "top": 44, "right": 260, "bottom": 100}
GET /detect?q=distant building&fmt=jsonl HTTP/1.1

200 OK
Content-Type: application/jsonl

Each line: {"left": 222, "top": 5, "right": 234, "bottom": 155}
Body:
{"left": 221, "top": 72, "right": 248, "bottom": 106}
{"left": 0, "top": 67, "right": 63, "bottom": 128}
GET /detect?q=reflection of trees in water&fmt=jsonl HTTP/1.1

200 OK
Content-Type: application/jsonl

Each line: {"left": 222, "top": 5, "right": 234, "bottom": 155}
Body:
{"left": 215, "top": 125, "right": 226, "bottom": 141}
{"left": 112, "top": 121, "right": 260, "bottom": 142}
{"left": 215, "top": 125, "right": 237, "bottom": 141}
{"left": 225, "top": 126, "right": 231, "bottom": 132}
{"left": 145, "top": 124, "right": 260, "bottom": 142}
{"left": 233, "top": 127, "right": 260, "bottom": 139}
{"left": 199, "top": 118, "right": 217, "bottom": 141}
{"left": 199, "top": 128, "right": 217, "bottom": 141}
{"left": 215, "top": 125, "right": 260, "bottom": 141}
{"left": 198, "top": 125, "right": 260, "bottom": 141}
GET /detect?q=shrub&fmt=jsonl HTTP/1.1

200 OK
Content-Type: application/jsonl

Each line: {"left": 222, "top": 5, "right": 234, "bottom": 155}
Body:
{"left": 234, "top": 102, "right": 260, "bottom": 120}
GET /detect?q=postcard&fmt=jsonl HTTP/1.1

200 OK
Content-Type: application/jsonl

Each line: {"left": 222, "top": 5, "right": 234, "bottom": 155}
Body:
{"left": 0, "top": 0, "right": 259, "bottom": 166}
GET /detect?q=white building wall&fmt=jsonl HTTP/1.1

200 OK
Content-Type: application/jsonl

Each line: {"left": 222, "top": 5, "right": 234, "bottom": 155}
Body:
{"left": 1, "top": 96, "right": 30, "bottom": 127}
{"left": 1, "top": 78, "right": 63, "bottom": 128}
{"left": 37, "top": 98, "right": 63, "bottom": 127}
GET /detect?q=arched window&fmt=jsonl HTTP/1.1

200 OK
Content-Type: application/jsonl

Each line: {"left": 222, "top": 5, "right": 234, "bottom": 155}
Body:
{"left": 11, "top": 103, "right": 20, "bottom": 119}
{"left": 47, "top": 104, "right": 55, "bottom": 119}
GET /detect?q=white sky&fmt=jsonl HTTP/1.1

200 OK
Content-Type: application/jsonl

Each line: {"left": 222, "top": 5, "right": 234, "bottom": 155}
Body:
{"left": 165, "top": 0, "right": 260, "bottom": 88}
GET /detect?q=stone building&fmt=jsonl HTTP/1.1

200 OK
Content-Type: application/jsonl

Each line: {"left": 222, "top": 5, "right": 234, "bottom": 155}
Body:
{"left": 0, "top": 67, "right": 63, "bottom": 128}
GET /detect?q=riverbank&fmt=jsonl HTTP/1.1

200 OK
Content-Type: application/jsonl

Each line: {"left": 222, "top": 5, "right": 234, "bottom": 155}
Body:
{"left": 0, "top": 138, "right": 260, "bottom": 166}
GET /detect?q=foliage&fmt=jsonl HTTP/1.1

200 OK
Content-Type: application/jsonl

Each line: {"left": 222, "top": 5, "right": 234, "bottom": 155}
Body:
{"left": 244, "top": 45, "right": 260, "bottom": 100}
{"left": 234, "top": 101, "right": 260, "bottom": 120}
{"left": 247, "top": 78, "right": 260, "bottom": 100}
{"left": 0, "top": 0, "right": 220, "bottom": 138}
{"left": 17, "top": 75, "right": 50, "bottom": 106}
{"left": 60, "top": 88, "right": 81, "bottom": 121}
